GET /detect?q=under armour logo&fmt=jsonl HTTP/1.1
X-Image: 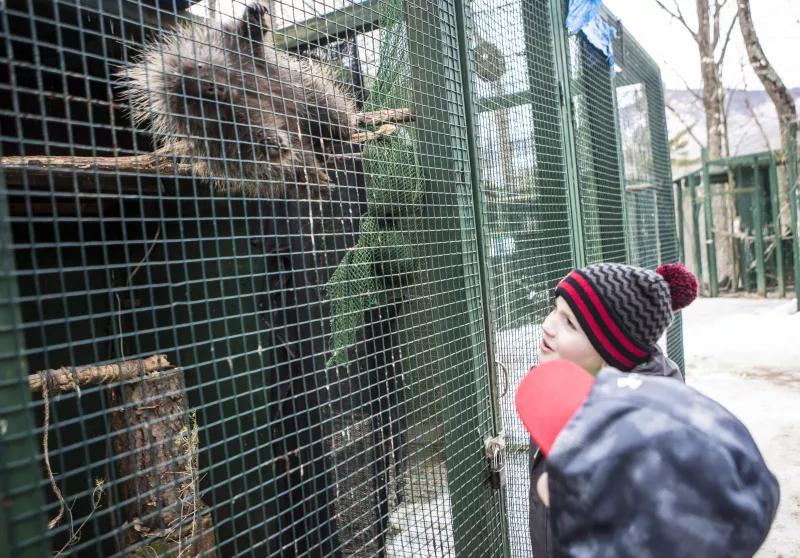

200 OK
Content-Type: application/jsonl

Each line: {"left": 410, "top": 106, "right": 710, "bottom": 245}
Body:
{"left": 617, "top": 374, "right": 643, "bottom": 390}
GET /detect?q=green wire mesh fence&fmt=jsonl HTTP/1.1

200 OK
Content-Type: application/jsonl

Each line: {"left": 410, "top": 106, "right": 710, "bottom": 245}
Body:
{"left": 0, "top": 1, "right": 683, "bottom": 557}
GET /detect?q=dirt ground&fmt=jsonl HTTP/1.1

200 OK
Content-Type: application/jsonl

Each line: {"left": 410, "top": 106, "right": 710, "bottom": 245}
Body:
{"left": 682, "top": 297, "right": 800, "bottom": 558}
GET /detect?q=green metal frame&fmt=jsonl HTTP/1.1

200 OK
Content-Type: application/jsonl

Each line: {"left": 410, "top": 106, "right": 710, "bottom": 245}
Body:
{"left": 787, "top": 122, "right": 800, "bottom": 310}
{"left": 701, "top": 148, "right": 719, "bottom": 297}
{"left": 549, "top": 0, "right": 586, "bottom": 268}
{"left": 688, "top": 173, "right": 705, "bottom": 294}
{"left": 406, "top": 0, "right": 507, "bottom": 555}
{"left": 0, "top": 173, "right": 50, "bottom": 558}
{"left": 767, "top": 155, "right": 785, "bottom": 297}
{"left": 677, "top": 144, "right": 799, "bottom": 299}
{"left": 752, "top": 158, "right": 767, "bottom": 297}
{"left": 0, "top": 0, "right": 688, "bottom": 555}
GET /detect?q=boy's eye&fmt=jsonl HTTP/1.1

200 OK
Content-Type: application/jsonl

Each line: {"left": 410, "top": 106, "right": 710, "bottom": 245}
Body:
{"left": 566, "top": 318, "right": 576, "bottom": 330}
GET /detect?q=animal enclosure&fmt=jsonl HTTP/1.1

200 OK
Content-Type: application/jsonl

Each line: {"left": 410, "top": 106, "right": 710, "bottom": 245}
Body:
{"left": 0, "top": 1, "right": 682, "bottom": 557}
{"left": 673, "top": 138, "right": 800, "bottom": 307}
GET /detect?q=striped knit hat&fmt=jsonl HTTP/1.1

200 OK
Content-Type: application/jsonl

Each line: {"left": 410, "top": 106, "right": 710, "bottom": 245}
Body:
{"left": 555, "top": 262, "right": 698, "bottom": 371}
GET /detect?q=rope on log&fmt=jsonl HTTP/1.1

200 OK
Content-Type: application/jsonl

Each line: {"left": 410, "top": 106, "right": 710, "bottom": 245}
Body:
{"left": 29, "top": 354, "right": 172, "bottom": 394}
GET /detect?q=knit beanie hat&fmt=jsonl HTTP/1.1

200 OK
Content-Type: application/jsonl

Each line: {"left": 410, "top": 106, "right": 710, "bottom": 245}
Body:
{"left": 554, "top": 262, "right": 698, "bottom": 371}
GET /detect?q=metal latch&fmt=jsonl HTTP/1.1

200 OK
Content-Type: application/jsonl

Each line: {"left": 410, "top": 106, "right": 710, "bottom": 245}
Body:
{"left": 485, "top": 435, "right": 507, "bottom": 490}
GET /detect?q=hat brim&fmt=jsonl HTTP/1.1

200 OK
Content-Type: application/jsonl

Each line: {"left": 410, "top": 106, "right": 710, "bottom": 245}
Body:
{"left": 515, "top": 360, "right": 596, "bottom": 455}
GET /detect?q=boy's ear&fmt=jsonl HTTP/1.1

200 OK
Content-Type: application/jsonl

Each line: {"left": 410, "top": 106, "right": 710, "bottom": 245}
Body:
{"left": 537, "top": 472, "right": 550, "bottom": 508}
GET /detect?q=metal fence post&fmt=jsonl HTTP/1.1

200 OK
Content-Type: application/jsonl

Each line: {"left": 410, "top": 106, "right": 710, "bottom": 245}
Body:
{"left": 676, "top": 178, "right": 685, "bottom": 263}
{"left": 406, "top": 0, "right": 507, "bottom": 554}
{"left": 735, "top": 166, "right": 751, "bottom": 293}
{"left": 549, "top": 0, "right": 586, "bottom": 268}
{"left": 0, "top": 173, "right": 50, "bottom": 558}
{"left": 768, "top": 154, "right": 785, "bottom": 297}
{"left": 689, "top": 173, "right": 705, "bottom": 294}
{"left": 787, "top": 121, "right": 800, "bottom": 310}
{"left": 752, "top": 157, "right": 767, "bottom": 297}
{"left": 701, "top": 148, "right": 718, "bottom": 296}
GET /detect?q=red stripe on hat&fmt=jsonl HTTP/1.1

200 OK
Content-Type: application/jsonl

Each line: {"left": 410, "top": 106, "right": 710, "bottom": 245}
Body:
{"left": 569, "top": 272, "right": 649, "bottom": 359}
{"left": 558, "top": 281, "right": 638, "bottom": 369}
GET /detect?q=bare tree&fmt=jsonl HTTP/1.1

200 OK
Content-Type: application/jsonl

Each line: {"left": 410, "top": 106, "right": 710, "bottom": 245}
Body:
{"left": 738, "top": 0, "right": 797, "bottom": 147}
{"left": 654, "top": 0, "right": 739, "bottom": 289}
{"left": 738, "top": 0, "right": 797, "bottom": 235}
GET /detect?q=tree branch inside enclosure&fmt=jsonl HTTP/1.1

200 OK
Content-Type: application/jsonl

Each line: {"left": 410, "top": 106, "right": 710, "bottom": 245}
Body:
{"left": 0, "top": 109, "right": 414, "bottom": 192}
{"left": 29, "top": 354, "right": 172, "bottom": 394}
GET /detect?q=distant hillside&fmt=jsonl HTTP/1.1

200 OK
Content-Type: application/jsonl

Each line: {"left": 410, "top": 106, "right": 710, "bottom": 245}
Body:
{"left": 666, "top": 87, "right": 800, "bottom": 175}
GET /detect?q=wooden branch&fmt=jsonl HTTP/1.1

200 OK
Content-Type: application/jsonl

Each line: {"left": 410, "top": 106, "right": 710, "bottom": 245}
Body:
{"left": 717, "top": 12, "right": 739, "bottom": 65}
{"left": 0, "top": 108, "right": 412, "bottom": 191}
{"left": 1, "top": 152, "right": 190, "bottom": 178}
{"left": 738, "top": 0, "right": 798, "bottom": 138}
{"left": 356, "top": 108, "right": 414, "bottom": 127}
{"left": 739, "top": 56, "right": 772, "bottom": 151}
{"left": 666, "top": 103, "right": 705, "bottom": 147}
{"left": 654, "top": 0, "right": 698, "bottom": 39}
{"left": 664, "top": 62, "right": 704, "bottom": 104}
{"left": 712, "top": 0, "right": 723, "bottom": 49}
{"left": 30, "top": 354, "right": 173, "bottom": 394}
{"left": 352, "top": 124, "right": 397, "bottom": 143}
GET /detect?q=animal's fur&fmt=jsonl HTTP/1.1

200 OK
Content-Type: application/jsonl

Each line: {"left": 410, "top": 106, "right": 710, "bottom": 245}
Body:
{"left": 119, "top": 2, "right": 356, "bottom": 197}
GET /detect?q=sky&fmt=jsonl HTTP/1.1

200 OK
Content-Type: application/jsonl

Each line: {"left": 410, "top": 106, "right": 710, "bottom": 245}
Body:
{"left": 603, "top": 0, "right": 800, "bottom": 91}
{"left": 199, "top": 0, "right": 800, "bottom": 92}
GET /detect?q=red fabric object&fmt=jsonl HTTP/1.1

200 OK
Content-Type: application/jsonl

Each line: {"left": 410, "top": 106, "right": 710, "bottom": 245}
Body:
{"left": 515, "top": 360, "right": 596, "bottom": 456}
{"left": 657, "top": 263, "right": 699, "bottom": 311}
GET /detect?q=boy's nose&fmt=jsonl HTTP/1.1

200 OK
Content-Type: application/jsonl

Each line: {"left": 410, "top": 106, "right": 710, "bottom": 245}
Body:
{"left": 541, "top": 316, "right": 556, "bottom": 338}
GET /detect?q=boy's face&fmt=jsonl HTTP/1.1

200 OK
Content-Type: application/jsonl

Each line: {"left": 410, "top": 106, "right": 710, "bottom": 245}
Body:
{"left": 539, "top": 297, "right": 604, "bottom": 374}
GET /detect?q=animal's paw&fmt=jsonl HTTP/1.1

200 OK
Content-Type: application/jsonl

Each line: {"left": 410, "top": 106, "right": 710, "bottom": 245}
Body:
{"left": 245, "top": 2, "right": 270, "bottom": 22}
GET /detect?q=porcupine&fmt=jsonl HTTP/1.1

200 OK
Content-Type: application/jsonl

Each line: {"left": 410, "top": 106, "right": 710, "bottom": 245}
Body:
{"left": 119, "top": 2, "right": 357, "bottom": 198}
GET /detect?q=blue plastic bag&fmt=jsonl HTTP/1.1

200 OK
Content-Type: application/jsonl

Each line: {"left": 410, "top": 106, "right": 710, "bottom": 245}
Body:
{"left": 566, "top": 0, "right": 616, "bottom": 68}
{"left": 566, "top": 0, "right": 603, "bottom": 33}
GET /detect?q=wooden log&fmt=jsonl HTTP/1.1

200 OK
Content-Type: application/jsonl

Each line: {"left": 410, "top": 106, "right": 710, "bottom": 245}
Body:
{"left": 352, "top": 124, "right": 398, "bottom": 144}
{"left": 29, "top": 355, "right": 171, "bottom": 394}
{"left": 32, "top": 355, "right": 216, "bottom": 556}
{"left": 109, "top": 370, "right": 216, "bottom": 557}
{"left": 355, "top": 108, "right": 414, "bottom": 127}
{"left": 0, "top": 109, "right": 414, "bottom": 189}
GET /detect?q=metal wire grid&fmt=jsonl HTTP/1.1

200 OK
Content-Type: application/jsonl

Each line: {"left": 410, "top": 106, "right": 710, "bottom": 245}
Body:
{"left": 467, "top": 1, "right": 572, "bottom": 556}
{"left": 467, "top": 4, "right": 686, "bottom": 558}
{"left": 566, "top": 33, "right": 627, "bottom": 266}
{"left": 608, "top": 13, "right": 685, "bottom": 372}
{"left": 0, "top": 0, "right": 507, "bottom": 556}
{"left": 0, "top": 2, "right": 684, "bottom": 558}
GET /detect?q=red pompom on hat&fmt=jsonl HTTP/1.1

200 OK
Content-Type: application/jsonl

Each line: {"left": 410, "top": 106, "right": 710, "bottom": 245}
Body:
{"left": 657, "top": 263, "right": 699, "bottom": 311}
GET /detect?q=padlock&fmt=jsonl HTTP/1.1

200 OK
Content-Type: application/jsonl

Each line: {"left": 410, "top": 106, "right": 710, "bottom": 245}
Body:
{"left": 490, "top": 447, "right": 507, "bottom": 490}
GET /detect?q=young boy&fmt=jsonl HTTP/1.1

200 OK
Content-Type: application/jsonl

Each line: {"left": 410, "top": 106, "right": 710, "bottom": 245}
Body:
{"left": 529, "top": 262, "right": 698, "bottom": 556}
{"left": 516, "top": 359, "right": 779, "bottom": 558}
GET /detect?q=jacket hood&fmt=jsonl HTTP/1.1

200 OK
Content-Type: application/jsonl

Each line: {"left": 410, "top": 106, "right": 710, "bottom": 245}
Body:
{"left": 631, "top": 344, "right": 683, "bottom": 382}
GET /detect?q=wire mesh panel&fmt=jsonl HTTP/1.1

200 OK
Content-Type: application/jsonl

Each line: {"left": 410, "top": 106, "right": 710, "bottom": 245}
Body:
{"left": 606, "top": 11, "right": 685, "bottom": 371}
{"left": 466, "top": 4, "right": 687, "bottom": 558}
{"left": 0, "top": 0, "right": 507, "bottom": 556}
{"left": 0, "top": 1, "right": 685, "bottom": 557}
{"left": 466, "top": 0, "right": 573, "bottom": 555}
{"left": 566, "top": 31, "right": 626, "bottom": 266}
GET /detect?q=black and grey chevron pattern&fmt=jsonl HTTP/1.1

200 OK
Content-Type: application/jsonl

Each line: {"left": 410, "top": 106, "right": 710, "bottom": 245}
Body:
{"left": 581, "top": 263, "right": 673, "bottom": 348}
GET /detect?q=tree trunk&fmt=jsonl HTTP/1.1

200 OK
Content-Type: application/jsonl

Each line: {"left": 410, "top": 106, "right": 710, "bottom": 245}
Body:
{"left": 109, "top": 371, "right": 216, "bottom": 556}
{"left": 738, "top": 0, "right": 797, "bottom": 235}
{"left": 721, "top": 88, "right": 741, "bottom": 290}
{"left": 696, "top": 0, "right": 734, "bottom": 289}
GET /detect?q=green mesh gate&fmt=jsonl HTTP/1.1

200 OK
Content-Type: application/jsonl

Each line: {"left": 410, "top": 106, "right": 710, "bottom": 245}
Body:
{"left": 0, "top": 1, "right": 682, "bottom": 557}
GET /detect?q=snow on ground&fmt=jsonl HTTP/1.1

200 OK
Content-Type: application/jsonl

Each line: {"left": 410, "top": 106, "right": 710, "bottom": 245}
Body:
{"left": 383, "top": 297, "right": 800, "bottom": 558}
{"left": 683, "top": 297, "right": 800, "bottom": 558}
